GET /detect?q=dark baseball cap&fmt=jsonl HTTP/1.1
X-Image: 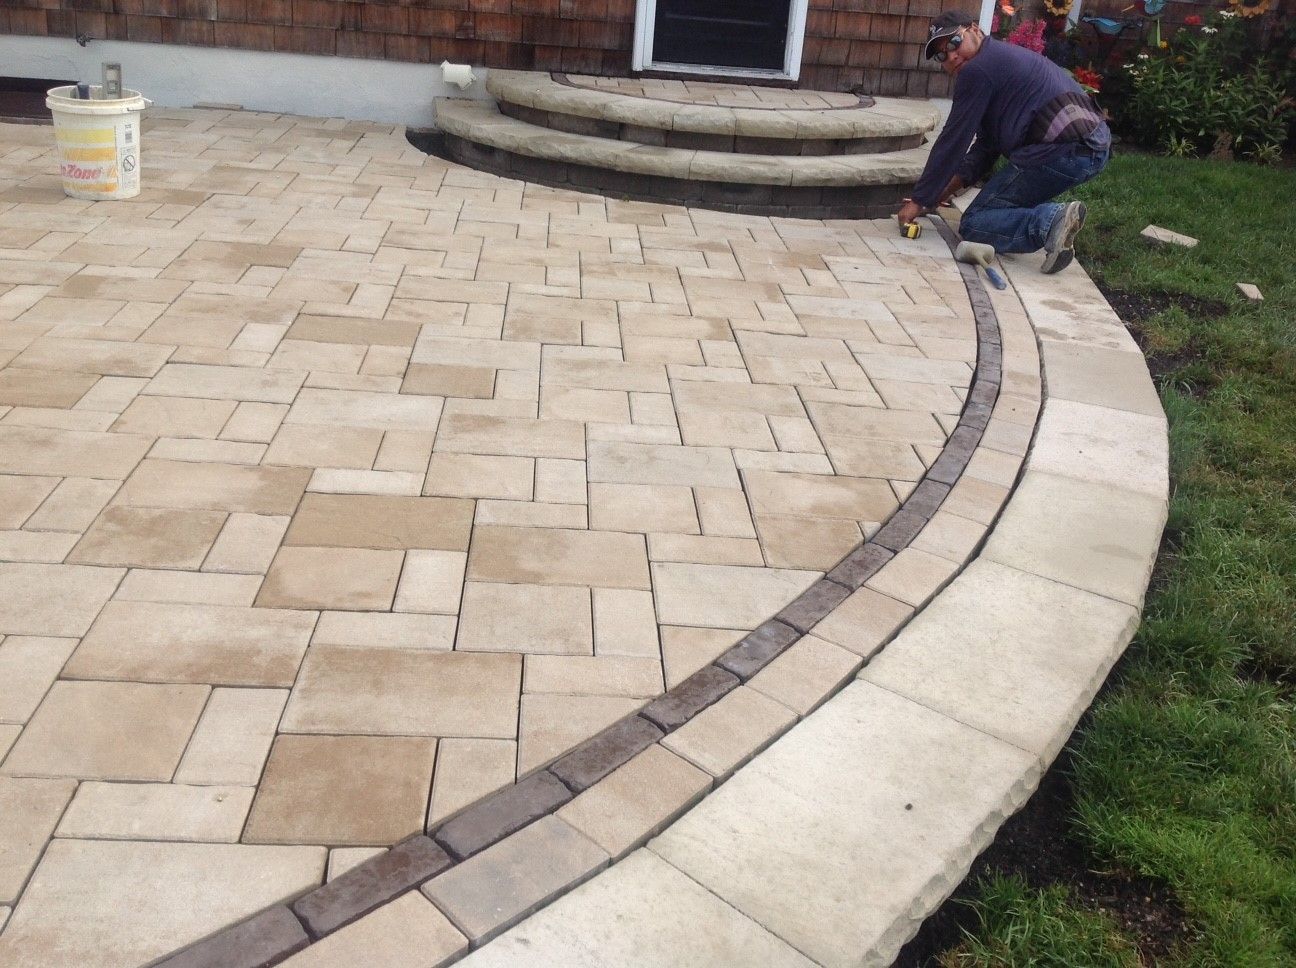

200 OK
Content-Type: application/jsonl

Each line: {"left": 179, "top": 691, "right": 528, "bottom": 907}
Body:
{"left": 924, "top": 11, "right": 978, "bottom": 60}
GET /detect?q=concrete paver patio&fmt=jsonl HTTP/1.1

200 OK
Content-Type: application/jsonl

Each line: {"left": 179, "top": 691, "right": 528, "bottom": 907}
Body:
{"left": 0, "top": 108, "right": 985, "bottom": 966}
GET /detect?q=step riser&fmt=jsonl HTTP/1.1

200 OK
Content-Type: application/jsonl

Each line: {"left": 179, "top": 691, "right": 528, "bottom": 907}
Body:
{"left": 441, "top": 132, "right": 911, "bottom": 219}
{"left": 499, "top": 101, "right": 925, "bottom": 156}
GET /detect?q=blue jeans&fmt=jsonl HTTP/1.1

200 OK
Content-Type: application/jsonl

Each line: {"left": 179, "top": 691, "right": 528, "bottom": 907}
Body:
{"left": 960, "top": 144, "right": 1109, "bottom": 254}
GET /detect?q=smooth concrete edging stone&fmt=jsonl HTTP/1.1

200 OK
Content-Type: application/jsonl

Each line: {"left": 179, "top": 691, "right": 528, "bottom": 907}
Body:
{"left": 150, "top": 216, "right": 1037, "bottom": 967}
{"left": 442, "top": 249, "right": 1166, "bottom": 965}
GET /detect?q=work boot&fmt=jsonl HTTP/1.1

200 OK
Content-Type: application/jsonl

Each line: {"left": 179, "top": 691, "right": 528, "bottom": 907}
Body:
{"left": 1041, "top": 201, "right": 1086, "bottom": 275}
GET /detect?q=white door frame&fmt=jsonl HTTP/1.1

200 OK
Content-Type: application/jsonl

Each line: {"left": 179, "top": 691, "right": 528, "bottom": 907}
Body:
{"left": 632, "top": 0, "right": 810, "bottom": 82}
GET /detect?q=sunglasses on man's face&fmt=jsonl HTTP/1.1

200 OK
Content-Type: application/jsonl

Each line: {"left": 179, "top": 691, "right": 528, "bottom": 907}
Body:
{"left": 934, "top": 30, "right": 966, "bottom": 62}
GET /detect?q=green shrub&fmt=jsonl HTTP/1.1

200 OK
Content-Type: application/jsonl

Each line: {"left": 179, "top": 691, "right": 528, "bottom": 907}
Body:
{"left": 1120, "top": 13, "right": 1294, "bottom": 161}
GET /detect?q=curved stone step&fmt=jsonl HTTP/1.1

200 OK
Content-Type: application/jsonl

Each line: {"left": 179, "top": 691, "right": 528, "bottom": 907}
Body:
{"left": 487, "top": 70, "right": 941, "bottom": 155}
{"left": 435, "top": 98, "right": 929, "bottom": 189}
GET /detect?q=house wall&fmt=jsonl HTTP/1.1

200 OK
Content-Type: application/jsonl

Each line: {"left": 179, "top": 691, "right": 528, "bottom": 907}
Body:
{"left": 0, "top": 0, "right": 952, "bottom": 98}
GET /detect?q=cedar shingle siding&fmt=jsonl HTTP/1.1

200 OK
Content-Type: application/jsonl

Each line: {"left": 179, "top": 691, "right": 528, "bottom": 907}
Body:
{"left": 0, "top": 0, "right": 953, "bottom": 97}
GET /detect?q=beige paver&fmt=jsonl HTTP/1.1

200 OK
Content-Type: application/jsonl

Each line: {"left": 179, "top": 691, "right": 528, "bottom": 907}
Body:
{"left": 115, "top": 459, "right": 310, "bottom": 514}
{"left": 662, "top": 685, "right": 798, "bottom": 779}
{"left": 202, "top": 512, "right": 291, "bottom": 573}
{"left": 455, "top": 849, "right": 814, "bottom": 967}
{"left": 425, "top": 453, "right": 535, "bottom": 500}
{"left": 518, "top": 693, "right": 642, "bottom": 774}
{"left": 0, "top": 425, "right": 151, "bottom": 479}
{"left": 468, "top": 526, "right": 651, "bottom": 589}
{"left": 311, "top": 610, "right": 457, "bottom": 650}
{"left": 55, "top": 781, "right": 254, "bottom": 843}
{"left": 0, "top": 637, "right": 78, "bottom": 725}
{"left": 257, "top": 546, "right": 404, "bottom": 610}
{"left": 67, "top": 505, "right": 226, "bottom": 569}
{"left": 0, "top": 840, "right": 324, "bottom": 968}
{"left": 174, "top": 687, "right": 290, "bottom": 786}
{"left": 244, "top": 734, "right": 437, "bottom": 846}
{"left": 3, "top": 680, "right": 208, "bottom": 781}
{"left": 748, "top": 634, "right": 862, "bottom": 715}
{"left": 0, "top": 777, "right": 77, "bottom": 904}
{"left": 428, "top": 737, "right": 518, "bottom": 825}
{"left": 558, "top": 744, "right": 711, "bottom": 859}
{"left": 66, "top": 601, "right": 315, "bottom": 687}
{"left": 280, "top": 645, "right": 521, "bottom": 737}
{"left": 525, "top": 655, "right": 663, "bottom": 697}
{"left": 278, "top": 890, "right": 466, "bottom": 968}
{"left": 652, "top": 562, "right": 819, "bottom": 629}
{"left": 458, "top": 581, "right": 593, "bottom": 654}
{"left": 423, "top": 816, "right": 608, "bottom": 943}
{"left": 0, "top": 563, "right": 124, "bottom": 637}
{"left": 661, "top": 625, "right": 743, "bottom": 688}
{"left": 283, "top": 493, "right": 473, "bottom": 550}
{"left": 588, "top": 482, "right": 699, "bottom": 534}
{"left": 650, "top": 680, "right": 1038, "bottom": 968}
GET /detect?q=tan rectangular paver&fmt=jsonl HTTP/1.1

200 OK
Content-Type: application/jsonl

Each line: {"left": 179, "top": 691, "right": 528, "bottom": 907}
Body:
{"left": 467, "top": 525, "right": 650, "bottom": 589}
{"left": 115, "top": 459, "right": 310, "bottom": 514}
{"left": 311, "top": 610, "right": 457, "bottom": 651}
{"left": 263, "top": 424, "right": 383, "bottom": 469}
{"left": 257, "top": 546, "right": 403, "bottom": 611}
{"left": 203, "top": 512, "right": 291, "bottom": 574}
{"left": 0, "top": 636, "right": 79, "bottom": 724}
{"left": 56, "top": 782, "right": 255, "bottom": 843}
{"left": 517, "top": 693, "right": 642, "bottom": 775}
{"left": 423, "top": 816, "right": 608, "bottom": 943}
{"left": 662, "top": 685, "right": 798, "bottom": 779}
{"left": 144, "top": 363, "right": 306, "bottom": 404}
{"left": 428, "top": 737, "right": 517, "bottom": 826}
{"left": 284, "top": 493, "right": 473, "bottom": 551}
{"left": 558, "top": 744, "right": 710, "bottom": 859}
{"left": 436, "top": 413, "right": 585, "bottom": 459}
{"left": 279, "top": 890, "right": 465, "bottom": 967}
{"left": 68, "top": 505, "right": 226, "bottom": 569}
{"left": 110, "top": 395, "right": 238, "bottom": 438}
{"left": 245, "top": 734, "right": 437, "bottom": 846}
{"left": 175, "top": 687, "right": 289, "bottom": 786}
{"left": 281, "top": 645, "right": 521, "bottom": 737}
{"left": 0, "top": 777, "right": 77, "bottom": 904}
{"left": 3, "top": 680, "right": 208, "bottom": 781}
{"left": 0, "top": 840, "right": 325, "bottom": 968}
{"left": 284, "top": 387, "right": 444, "bottom": 431}
{"left": 66, "top": 601, "right": 315, "bottom": 687}
{"left": 458, "top": 581, "right": 593, "bottom": 655}
{"left": 0, "top": 425, "right": 150, "bottom": 478}
{"left": 525, "top": 655, "right": 663, "bottom": 697}
{"left": 21, "top": 478, "right": 120, "bottom": 533}
{"left": 0, "top": 563, "right": 124, "bottom": 637}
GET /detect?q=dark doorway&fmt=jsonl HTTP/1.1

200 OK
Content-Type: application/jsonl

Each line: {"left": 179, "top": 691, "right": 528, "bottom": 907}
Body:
{"left": 652, "top": 0, "right": 790, "bottom": 71}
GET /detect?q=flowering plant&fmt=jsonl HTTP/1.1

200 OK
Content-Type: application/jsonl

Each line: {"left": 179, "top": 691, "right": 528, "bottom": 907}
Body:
{"left": 1072, "top": 66, "right": 1103, "bottom": 92}
{"left": 1184, "top": 14, "right": 1202, "bottom": 26}
{"left": 1121, "top": 10, "right": 1292, "bottom": 160}
{"left": 1006, "top": 18, "right": 1047, "bottom": 53}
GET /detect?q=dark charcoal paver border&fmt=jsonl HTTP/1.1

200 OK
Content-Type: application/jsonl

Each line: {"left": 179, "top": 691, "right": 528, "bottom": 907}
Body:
{"left": 150, "top": 214, "right": 1006, "bottom": 967}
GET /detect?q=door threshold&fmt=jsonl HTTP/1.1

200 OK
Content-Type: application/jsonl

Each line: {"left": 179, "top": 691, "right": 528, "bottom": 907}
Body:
{"left": 636, "top": 63, "right": 797, "bottom": 87}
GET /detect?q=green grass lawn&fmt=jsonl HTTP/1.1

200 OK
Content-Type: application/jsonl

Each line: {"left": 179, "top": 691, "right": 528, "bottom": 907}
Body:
{"left": 936, "top": 153, "right": 1296, "bottom": 966}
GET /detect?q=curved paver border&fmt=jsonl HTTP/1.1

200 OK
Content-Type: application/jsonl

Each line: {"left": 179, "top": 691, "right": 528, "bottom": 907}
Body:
{"left": 444, "top": 247, "right": 1166, "bottom": 968}
{"left": 151, "top": 216, "right": 1036, "bottom": 968}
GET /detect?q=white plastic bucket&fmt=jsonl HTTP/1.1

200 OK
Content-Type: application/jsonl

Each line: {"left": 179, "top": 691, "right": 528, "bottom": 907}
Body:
{"left": 46, "top": 86, "right": 150, "bottom": 200}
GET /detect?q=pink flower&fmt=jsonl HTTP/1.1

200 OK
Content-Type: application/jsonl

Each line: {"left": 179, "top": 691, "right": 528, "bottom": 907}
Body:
{"left": 1006, "top": 18, "right": 1047, "bottom": 52}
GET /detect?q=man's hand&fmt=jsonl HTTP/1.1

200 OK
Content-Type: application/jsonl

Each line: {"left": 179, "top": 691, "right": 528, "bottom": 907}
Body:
{"left": 938, "top": 175, "right": 966, "bottom": 206}
{"left": 896, "top": 198, "right": 924, "bottom": 228}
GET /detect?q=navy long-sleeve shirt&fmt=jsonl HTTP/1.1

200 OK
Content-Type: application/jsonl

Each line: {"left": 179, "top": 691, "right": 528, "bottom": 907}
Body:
{"left": 911, "top": 37, "right": 1111, "bottom": 208}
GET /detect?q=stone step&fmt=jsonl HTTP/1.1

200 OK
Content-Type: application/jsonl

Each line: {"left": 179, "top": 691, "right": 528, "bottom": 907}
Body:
{"left": 486, "top": 70, "right": 941, "bottom": 156}
{"left": 435, "top": 98, "right": 929, "bottom": 189}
